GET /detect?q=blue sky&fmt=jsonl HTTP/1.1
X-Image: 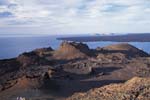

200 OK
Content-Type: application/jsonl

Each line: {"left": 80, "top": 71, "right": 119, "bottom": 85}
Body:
{"left": 0, "top": 0, "right": 150, "bottom": 35}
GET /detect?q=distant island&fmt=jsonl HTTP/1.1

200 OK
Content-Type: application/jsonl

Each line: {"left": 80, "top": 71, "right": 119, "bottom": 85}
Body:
{"left": 57, "top": 33, "right": 150, "bottom": 42}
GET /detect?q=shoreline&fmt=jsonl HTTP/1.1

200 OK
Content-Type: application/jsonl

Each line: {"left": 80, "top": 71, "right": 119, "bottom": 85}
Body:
{"left": 57, "top": 33, "right": 150, "bottom": 42}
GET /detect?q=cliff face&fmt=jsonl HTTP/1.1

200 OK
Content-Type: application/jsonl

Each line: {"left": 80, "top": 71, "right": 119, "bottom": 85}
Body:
{"left": 67, "top": 77, "right": 150, "bottom": 100}
{"left": 53, "top": 41, "right": 91, "bottom": 60}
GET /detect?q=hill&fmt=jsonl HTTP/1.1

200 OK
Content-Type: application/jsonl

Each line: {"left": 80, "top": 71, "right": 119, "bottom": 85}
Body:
{"left": 67, "top": 77, "right": 150, "bottom": 100}
{"left": 53, "top": 41, "right": 91, "bottom": 60}
{"left": 101, "top": 43, "right": 149, "bottom": 57}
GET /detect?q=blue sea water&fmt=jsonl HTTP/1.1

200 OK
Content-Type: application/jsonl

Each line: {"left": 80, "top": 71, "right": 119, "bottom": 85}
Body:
{"left": 0, "top": 36, "right": 150, "bottom": 59}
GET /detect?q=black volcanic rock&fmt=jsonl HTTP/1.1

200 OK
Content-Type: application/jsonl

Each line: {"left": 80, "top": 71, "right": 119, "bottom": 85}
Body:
{"left": 17, "top": 51, "right": 53, "bottom": 67}
{"left": 35, "top": 47, "right": 53, "bottom": 52}
{"left": 0, "top": 59, "right": 21, "bottom": 76}
{"left": 63, "top": 60, "right": 93, "bottom": 75}
{"left": 96, "top": 53, "right": 127, "bottom": 64}
{"left": 0, "top": 59, "right": 22, "bottom": 91}
{"left": 34, "top": 47, "right": 53, "bottom": 57}
{"left": 17, "top": 52, "right": 41, "bottom": 66}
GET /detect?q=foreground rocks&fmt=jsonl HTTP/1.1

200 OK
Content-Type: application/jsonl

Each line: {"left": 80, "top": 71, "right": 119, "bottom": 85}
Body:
{"left": 67, "top": 77, "right": 150, "bottom": 100}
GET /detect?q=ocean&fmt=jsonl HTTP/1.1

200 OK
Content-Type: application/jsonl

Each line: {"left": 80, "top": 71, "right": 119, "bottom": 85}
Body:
{"left": 0, "top": 36, "right": 150, "bottom": 59}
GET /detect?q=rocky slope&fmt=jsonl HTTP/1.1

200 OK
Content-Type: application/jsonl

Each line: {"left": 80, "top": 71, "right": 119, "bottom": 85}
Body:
{"left": 67, "top": 77, "right": 150, "bottom": 100}
{"left": 0, "top": 41, "right": 150, "bottom": 100}
{"left": 0, "top": 58, "right": 21, "bottom": 92}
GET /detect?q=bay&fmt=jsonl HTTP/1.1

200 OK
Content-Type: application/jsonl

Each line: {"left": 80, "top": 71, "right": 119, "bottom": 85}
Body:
{"left": 0, "top": 36, "right": 150, "bottom": 59}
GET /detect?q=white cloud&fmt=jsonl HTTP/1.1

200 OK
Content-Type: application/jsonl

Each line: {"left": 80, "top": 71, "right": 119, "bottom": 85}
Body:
{"left": 0, "top": 0, "right": 150, "bottom": 34}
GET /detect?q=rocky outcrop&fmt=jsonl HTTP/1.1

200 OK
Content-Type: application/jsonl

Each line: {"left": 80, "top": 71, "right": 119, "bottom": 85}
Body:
{"left": 67, "top": 77, "right": 150, "bottom": 100}
{"left": 17, "top": 51, "right": 52, "bottom": 67}
{"left": 17, "top": 52, "right": 40, "bottom": 66}
{"left": 53, "top": 41, "right": 91, "bottom": 60}
{"left": 128, "top": 57, "right": 150, "bottom": 77}
{"left": 96, "top": 53, "right": 127, "bottom": 64}
{"left": 63, "top": 61, "right": 93, "bottom": 75}
{"left": 34, "top": 47, "right": 53, "bottom": 57}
